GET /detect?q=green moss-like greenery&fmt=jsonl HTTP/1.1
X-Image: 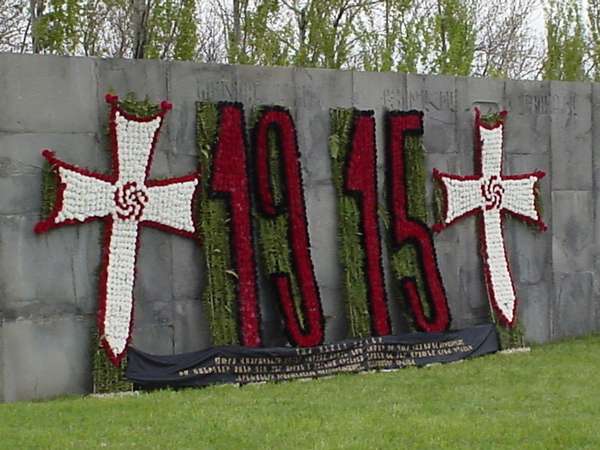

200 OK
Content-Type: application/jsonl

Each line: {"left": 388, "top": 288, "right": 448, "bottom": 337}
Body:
{"left": 329, "top": 109, "right": 371, "bottom": 337}
{"left": 91, "top": 331, "right": 133, "bottom": 394}
{"left": 389, "top": 135, "right": 432, "bottom": 327}
{"left": 41, "top": 160, "right": 58, "bottom": 218}
{"left": 495, "top": 320, "right": 525, "bottom": 350}
{"left": 115, "top": 92, "right": 161, "bottom": 116}
{"left": 479, "top": 111, "right": 505, "bottom": 127}
{"left": 196, "top": 102, "right": 239, "bottom": 346}
{"left": 432, "top": 175, "right": 446, "bottom": 226}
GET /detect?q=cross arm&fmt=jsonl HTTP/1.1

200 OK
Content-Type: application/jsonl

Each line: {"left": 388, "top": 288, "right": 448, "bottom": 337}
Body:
{"left": 433, "top": 169, "right": 483, "bottom": 230}
{"left": 34, "top": 150, "right": 115, "bottom": 233}
{"left": 143, "top": 174, "right": 199, "bottom": 238}
{"left": 501, "top": 173, "right": 546, "bottom": 231}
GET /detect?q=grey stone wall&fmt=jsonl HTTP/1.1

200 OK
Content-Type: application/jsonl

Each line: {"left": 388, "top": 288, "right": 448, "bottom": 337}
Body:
{"left": 0, "top": 53, "right": 598, "bottom": 402}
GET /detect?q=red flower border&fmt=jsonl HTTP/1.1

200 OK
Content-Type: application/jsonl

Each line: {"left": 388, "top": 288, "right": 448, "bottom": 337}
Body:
{"left": 253, "top": 106, "right": 325, "bottom": 347}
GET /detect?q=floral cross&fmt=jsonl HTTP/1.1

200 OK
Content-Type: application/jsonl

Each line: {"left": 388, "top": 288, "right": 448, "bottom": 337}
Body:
{"left": 35, "top": 95, "right": 199, "bottom": 365}
{"left": 433, "top": 109, "right": 546, "bottom": 327}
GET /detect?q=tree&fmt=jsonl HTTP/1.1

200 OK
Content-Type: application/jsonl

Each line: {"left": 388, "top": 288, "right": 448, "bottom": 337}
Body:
{"left": 543, "top": 0, "right": 586, "bottom": 81}
{"left": 143, "top": 0, "right": 197, "bottom": 60}
{"left": 0, "top": 1, "right": 28, "bottom": 53}
{"left": 588, "top": 0, "right": 600, "bottom": 80}
{"left": 427, "top": 0, "right": 477, "bottom": 76}
{"left": 472, "top": 0, "right": 544, "bottom": 79}
{"left": 353, "top": 0, "right": 427, "bottom": 73}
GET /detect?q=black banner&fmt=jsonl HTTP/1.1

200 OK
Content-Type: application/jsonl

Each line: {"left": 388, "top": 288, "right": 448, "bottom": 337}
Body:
{"left": 126, "top": 324, "right": 498, "bottom": 388}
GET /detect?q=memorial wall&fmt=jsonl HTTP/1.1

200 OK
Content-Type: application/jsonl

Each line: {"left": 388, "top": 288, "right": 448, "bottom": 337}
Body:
{"left": 0, "top": 53, "right": 598, "bottom": 402}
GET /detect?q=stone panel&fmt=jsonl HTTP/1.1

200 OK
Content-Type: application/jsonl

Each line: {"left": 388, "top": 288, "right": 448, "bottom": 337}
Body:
{"left": 131, "top": 299, "right": 173, "bottom": 355}
{"left": 304, "top": 183, "right": 345, "bottom": 341}
{"left": 504, "top": 80, "right": 551, "bottom": 155}
{"left": 321, "top": 285, "right": 346, "bottom": 343}
{"left": 135, "top": 227, "right": 174, "bottom": 304}
{"left": 305, "top": 183, "right": 340, "bottom": 289}
{"left": 593, "top": 83, "right": 600, "bottom": 191}
{"left": 171, "top": 236, "right": 203, "bottom": 302}
{"left": 0, "top": 215, "right": 99, "bottom": 313}
{"left": 408, "top": 74, "right": 458, "bottom": 154}
{"left": 236, "top": 64, "right": 295, "bottom": 106}
{"left": 0, "top": 54, "right": 98, "bottom": 133}
{"left": 552, "top": 191, "right": 593, "bottom": 273}
{"left": 2, "top": 315, "right": 92, "bottom": 402}
{"left": 457, "top": 216, "right": 489, "bottom": 323}
{"left": 519, "top": 281, "right": 552, "bottom": 344}
{"left": 552, "top": 271, "right": 595, "bottom": 339}
{"left": 550, "top": 81, "right": 592, "bottom": 191}
{"left": 173, "top": 299, "right": 211, "bottom": 353}
{"left": 96, "top": 58, "right": 168, "bottom": 103}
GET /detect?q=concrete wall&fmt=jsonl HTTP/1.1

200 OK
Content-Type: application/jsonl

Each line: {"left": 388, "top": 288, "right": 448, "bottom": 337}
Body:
{"left": 0, "top": 53, "right": 598, "bottom": 402}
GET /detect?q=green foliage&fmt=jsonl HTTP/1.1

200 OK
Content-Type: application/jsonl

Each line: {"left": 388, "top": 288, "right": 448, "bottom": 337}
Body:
{"left": 144, "top": 0, "right": 177, "bottom": 59}
{"left": 355, "top": 0, "right": 427, "bottom": 73}
{"left": 543, "top": 0, "right": 586, "bottom": 81}
{"left": 291, "top": 0, "right": 355, "bottom": 69}
{"left": 227, "top": 0, "right": 365, "bottom": 69}
{"left": 91, "top": 332, "right": 133, "bottom": 394}
{"left": 33, "top": 0, "right": 80, "bottom": 54}
{"left": 329, "top": 109, "right": 370, "bottom": 337}
{"left": 479, "top": 111, "right": 505, "bottom": 127}
{"left": 228, "top": 0, "right": 290, "bottom": 66}
{"left": 144, "top": 0, "right": 197, "bottom": 60}
{"left": 196, "top": 103, "right": 239, "bottom": 346}
{"left": 2, "top": 336, "right": 600, "bottom": 448}
{"left": 495, "top": 320, "right": 525, "bottom": 350}
{"left": 427, "top": 0, "right": 477, "bottom": 76}
{"left": 589, "top": 0, "right": 600, "bottom": 81}
{"left": 41, "top": 161, "right": 58, "bottom": 219}
{"left": 29, "top": 0, "right": 197, "bottom": 60}
{"left": 117, "top": 92, "right": 161, "bottom": 116}
{"left": 173, "top": 0, "right": 197, "bottom": 60}
{"left": 389, "top": 135, "right": 431, "bottom": 327}
{"left": 432, "top": 176, "right": 445, "bottom": 226}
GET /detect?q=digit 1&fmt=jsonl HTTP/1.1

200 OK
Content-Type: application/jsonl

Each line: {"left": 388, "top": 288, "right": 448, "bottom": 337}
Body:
{"left": 344, "top": 111, "right": 391, "bottom": 335}
{"left": 211, "top": 102, "right": 261, "bottom": 347}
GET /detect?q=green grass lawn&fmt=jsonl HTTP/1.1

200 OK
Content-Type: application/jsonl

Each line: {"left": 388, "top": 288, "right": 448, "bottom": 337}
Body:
{"left": 1, "top": 336, "right": 599, "bottom": 450}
